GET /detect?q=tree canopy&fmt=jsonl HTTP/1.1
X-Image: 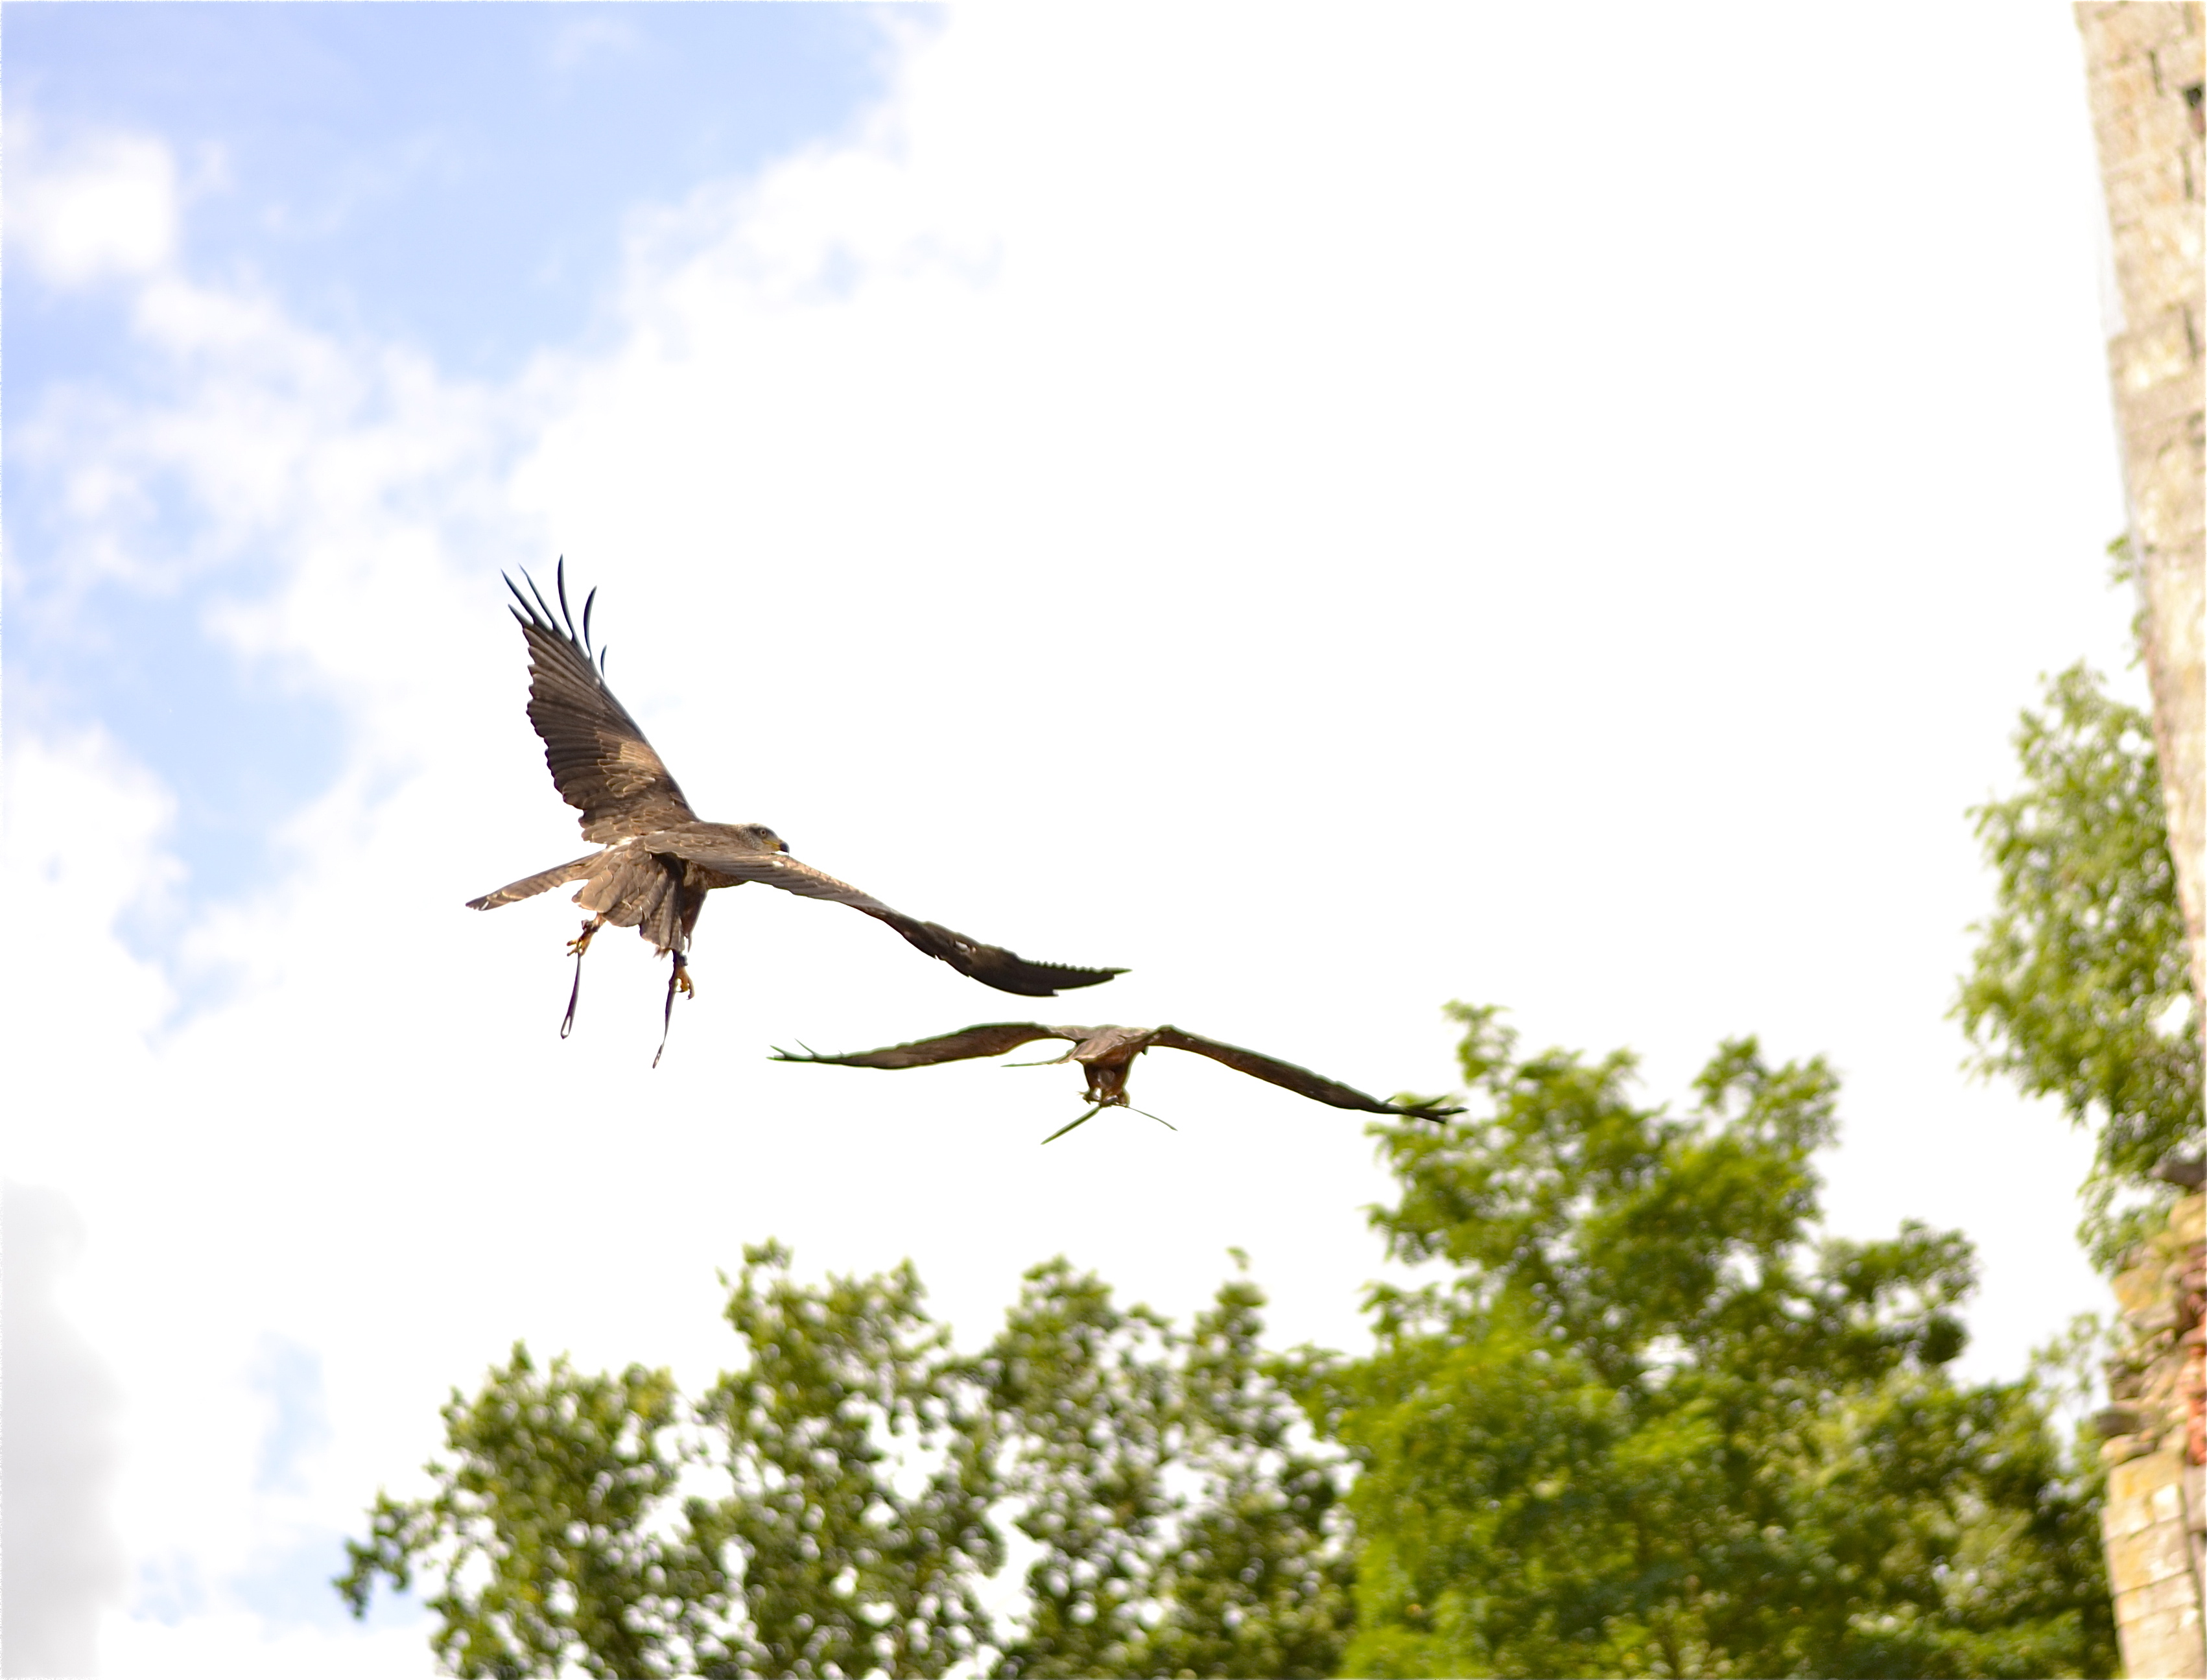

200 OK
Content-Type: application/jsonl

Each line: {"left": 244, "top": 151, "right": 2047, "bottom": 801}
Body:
{"left": 343, "top": 1012, "right": 2113, "bottom": 1677}
{"left": 1954, "top": 662, "right": 2200, "bottom": 1268}
{"left": 341, "top": 1245, "right": 1349, "bottom": 1679}
{"left": 1316, "top": 1007, "right": 2113, "bottom": 1678}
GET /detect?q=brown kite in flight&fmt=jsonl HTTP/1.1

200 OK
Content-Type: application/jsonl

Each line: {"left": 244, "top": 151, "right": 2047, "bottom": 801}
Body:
{"left": 773, "top": 1023, "right": 1463, "bottom": 1141}
{"left": 467, "top": 565, "right": 1124, "bottom": 1059}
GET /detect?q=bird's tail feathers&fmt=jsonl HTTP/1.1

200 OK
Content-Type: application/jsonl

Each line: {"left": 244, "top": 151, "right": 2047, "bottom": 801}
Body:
{"left": 466, "top": 853, "right": 599, "bottom": 911}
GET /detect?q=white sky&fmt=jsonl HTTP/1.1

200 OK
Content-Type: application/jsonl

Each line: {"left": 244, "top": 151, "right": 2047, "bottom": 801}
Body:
{"left": 3, "top": 7, "right": 2144, "bottom": 1675}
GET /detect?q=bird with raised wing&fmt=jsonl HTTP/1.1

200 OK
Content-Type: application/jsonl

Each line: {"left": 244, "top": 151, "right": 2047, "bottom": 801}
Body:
{"left": 773, "top": 1023, "right": 1463, "bottom": 1141}
{"left": 467, "top": 565, "right": 1126, "bottom": 1061}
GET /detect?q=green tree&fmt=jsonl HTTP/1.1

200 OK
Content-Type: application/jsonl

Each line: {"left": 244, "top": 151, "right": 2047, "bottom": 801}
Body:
{"left": 335, "top": 1347, "right": 733, "bottom": 1678}
{"left": 977, "top": 1258, "right": 1351, "bottom": 1679}
{"left": 1137, "top": 1272, "right": 1355, "bottom": 1679}
{"left": 1955, "top": 663, "right": 2199, "bottom": 1268}
{"left": 973, "top": 1259, "right": 1181, "bottom": 1678}
{"left": 341, "top": 1252, "right": 1347, "bottom": 1677}
{"left": 703, "top": 1242, "right": 1002, "bottom": 1677}
{"left": 339, "top": 1245, "right": 1004, "bottom": 1679}
{"left": 1312, "top": 1006, "right": 2116, "bottom": 1679}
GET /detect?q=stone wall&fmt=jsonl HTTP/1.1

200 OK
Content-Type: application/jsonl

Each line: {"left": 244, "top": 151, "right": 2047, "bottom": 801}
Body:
{"left": 2099, "top": 1189, "right": 2207, "bottom": 1678}
{"left": 2075, "top": 11, "right": 2207, "bottom": 1670}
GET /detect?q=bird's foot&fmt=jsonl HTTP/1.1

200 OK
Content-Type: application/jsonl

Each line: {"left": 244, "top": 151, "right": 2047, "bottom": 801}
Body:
{"left": 654, "top": 956, "right": 691, "bottom": 1068}
{"left": 561, "top": 919, "right": 607, "bottom": 1039}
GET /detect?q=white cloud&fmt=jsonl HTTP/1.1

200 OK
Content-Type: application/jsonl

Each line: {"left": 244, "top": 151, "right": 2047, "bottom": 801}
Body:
{"left": 99, "top": 1612, "right": 435, "bottom": 1680}
{"left": 3, "top": 1183, "right": 129, "bottom": 1678}
{"left": 6, "top": 10, "right": 2140, "bottom": 1671}
{"left": 7, "top": 121, "right": 181, "bottom": 287}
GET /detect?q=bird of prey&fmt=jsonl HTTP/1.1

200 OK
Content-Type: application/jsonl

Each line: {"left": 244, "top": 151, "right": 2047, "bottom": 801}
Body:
{"left": 467, "top": 564, "right": 1125, "bottom": 1060}
{"left": 772, "top": 1023, "right": 1465, "bottom": 1141}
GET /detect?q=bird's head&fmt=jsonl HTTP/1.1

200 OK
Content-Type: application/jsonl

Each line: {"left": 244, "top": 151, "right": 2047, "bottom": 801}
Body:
{"left": 740, "top": 824, "right": 792, "bottom": 853}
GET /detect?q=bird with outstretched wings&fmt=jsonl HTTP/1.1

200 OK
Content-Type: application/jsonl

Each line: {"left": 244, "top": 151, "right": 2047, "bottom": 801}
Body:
{"left": 773, "top": 1023, "right": 1463, "bottom": 1141}
{"left": 467, "top": 563, "right": 1125, "bottom": 1061}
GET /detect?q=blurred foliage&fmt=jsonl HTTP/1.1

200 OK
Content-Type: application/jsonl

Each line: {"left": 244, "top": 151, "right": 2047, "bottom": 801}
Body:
{"left": 702, "top": 1243, "right": 1001, "bottom": 1677}
{"left": 341, "top": 1250, "right": 1348, "bottom": 1677}
{"left": 1317, "top": 1007, "right": 2115, "bottom": 1678}
{"left": 978, "top": 1258, "right": 1352, "bottom": 1678}
{"left": 345, "top": 1014, "right": 2113, "bottom": 1677}
{"left": 1955, "top": 662, "right": 2199, "bottom": 1268}
{"left": 335, "top": 1347, "right": 729, "bottom": 1677}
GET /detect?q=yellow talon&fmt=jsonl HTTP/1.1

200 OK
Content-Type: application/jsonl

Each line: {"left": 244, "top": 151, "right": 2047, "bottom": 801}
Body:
{"left": 676, "top": 965, "right": 694, "bottom": 997}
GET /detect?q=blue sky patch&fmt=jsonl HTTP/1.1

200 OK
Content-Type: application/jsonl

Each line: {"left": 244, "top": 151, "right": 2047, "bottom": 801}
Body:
{"left": 5, "top": 5, "right": 902, "bottom": 986}
{"left": 248, "top": 1334, "right": 331, "bottom": 1495}
{"left": 234, "top": 1529, "right": 425, "bottom": 1632}
{"left": 7, "top": 4, "right": 901, "bottom": 375}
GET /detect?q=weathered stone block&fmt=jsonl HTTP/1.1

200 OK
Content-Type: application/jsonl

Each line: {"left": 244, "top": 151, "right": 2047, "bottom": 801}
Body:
{"left": 2112, "top": 1449, "right": 2192, "bottom": 1521}
{"left": 2099, "top": 57, "right": 2169, "bottom": 113}
{"left": 2105, "top": 1430, "right": 2166, "bottom": 1465}
{"left": 2119, "top": 407, "right": 2206, "bottom": 477}
{"left": 2102, "top": 152, "right": 2197, "bottom": 228}
{"left": 2114, "top": 313, "right": 2200, "bottom": 395}
{"left": 2093, "top": 93, "right": 2188, "bottom": 163}
{"left": 2133, "top": 444, "right": 2206, "bottom": 543}
{"left": 2111, "top": 218, "right": 2206, "bottom": 313}
{"left": 2084, "top": 4, "right": 2193, "bottom": 60}
{"left": 2110, "top": 1511, "right": 2199, "bottom": 1591}
{"left": 2119, "top": 1563, "right": 2207, "bottom": 1624}
{"left": 2124, "top": 407, "right": 2207, "bottom": 462}
{"left": 2118, "top": 1598, "right": 2206, "bottom": 1680}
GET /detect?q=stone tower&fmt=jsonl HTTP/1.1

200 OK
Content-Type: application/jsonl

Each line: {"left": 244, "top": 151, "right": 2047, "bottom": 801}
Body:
{"left": 2075, "top": 8, "right": 2205, "bottom": 1677}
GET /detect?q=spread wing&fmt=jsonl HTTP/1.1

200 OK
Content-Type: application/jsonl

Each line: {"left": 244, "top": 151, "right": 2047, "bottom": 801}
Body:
{"left": 506, "top": 563, "right": 696, "bottom": 841}
{"left": 771, "top": 1023, "right": 1082, "bottom": 1068}
{"left": 1146, "top": 1026, "right": 1465, "bottom": 1120}
{"left": 643, "top": 832, "right": 1126, "bottom": 998}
